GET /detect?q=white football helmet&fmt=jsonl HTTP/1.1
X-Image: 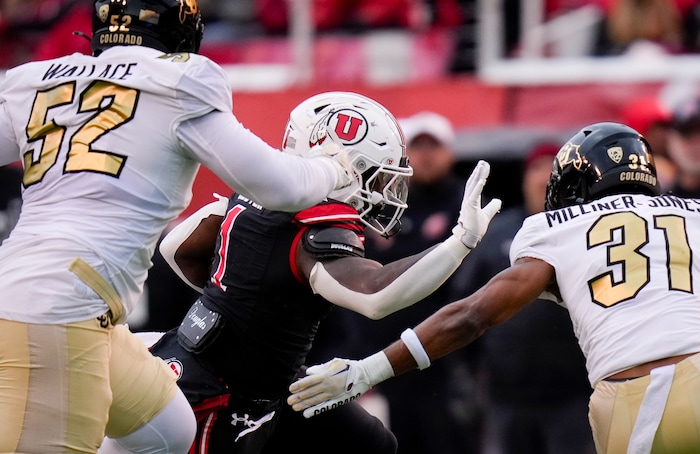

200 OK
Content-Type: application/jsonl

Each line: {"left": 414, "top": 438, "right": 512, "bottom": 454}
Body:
{"left": 282, "top": 92, "right": 413, "bottom": 237}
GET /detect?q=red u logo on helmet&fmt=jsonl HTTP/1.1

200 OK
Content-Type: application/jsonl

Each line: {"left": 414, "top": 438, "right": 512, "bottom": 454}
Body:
{"left": 334, "top": 114, "right": 364, "bottom": 142}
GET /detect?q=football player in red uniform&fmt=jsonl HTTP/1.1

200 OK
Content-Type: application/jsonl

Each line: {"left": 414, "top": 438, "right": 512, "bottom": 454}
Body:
{"left": 105, "top": 92, "right": 500, "bottom": 453}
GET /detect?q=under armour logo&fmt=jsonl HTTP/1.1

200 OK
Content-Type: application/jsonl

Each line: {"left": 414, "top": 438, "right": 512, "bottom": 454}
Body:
{"left": 231, "top": 410, "right": 276, "bottom": 442}
{"left": 230, "top": 413, "right": 253, "bottom": 428}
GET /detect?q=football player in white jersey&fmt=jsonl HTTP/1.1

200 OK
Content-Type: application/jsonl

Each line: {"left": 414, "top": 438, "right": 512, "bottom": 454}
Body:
{"left": 0, "top": 0, "right": 357, "bottom": 452}
{"left": 288, "top": 122, "right": 700, "bottom": 454}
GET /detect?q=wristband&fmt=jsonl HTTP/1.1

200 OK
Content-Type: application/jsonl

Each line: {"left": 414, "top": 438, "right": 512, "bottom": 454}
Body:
{"left": 400, "top": 328, "right": 431, "bottom": 370}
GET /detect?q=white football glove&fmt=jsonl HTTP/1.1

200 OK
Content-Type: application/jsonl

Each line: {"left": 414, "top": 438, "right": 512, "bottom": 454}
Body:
{"left": 452, "top": 160, "right": 502, "bottom": 249}
{"left": 308, "top": 141, "right": 358, "bottom": 191}
{"left": 287, "top": 353, "right": 394, "bottom": 419}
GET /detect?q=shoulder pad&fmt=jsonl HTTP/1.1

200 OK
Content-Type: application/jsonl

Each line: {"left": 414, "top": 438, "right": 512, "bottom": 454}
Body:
{"left": 302, "top": 226, "right": 365, "bottom": 259}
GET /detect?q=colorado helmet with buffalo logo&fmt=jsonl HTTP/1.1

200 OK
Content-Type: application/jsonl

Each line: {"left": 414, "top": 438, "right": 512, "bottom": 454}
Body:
{"left": 545, "top": 122, "right": 660, "bottom": 211}
{"left": 91, "top": 0, "right": 203, "bottom": 56}
{"left": 283, "top": 91, "right": 413, "bottom": 237}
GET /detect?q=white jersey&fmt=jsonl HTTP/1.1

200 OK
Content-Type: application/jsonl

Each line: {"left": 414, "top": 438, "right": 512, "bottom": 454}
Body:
{"left": 511, "top": 193, "right": 700, "bottom": 386}
{"left": 0, "top": 47, "right": 337, "bottom": 324}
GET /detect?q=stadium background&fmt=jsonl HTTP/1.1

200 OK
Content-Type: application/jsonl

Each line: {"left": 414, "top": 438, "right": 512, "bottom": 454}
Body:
{"left": 2, "top": 0, "right": 696, "bottom": 213}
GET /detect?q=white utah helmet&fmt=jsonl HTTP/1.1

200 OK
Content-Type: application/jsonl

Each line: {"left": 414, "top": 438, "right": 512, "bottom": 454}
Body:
{"left": 282, "top": 91, "right": 413, "bottom": 237}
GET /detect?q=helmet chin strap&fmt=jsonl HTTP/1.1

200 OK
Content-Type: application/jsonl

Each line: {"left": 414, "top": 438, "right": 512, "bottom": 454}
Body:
{"left": 73, "top": 31, "right": 92, "bottom": 42}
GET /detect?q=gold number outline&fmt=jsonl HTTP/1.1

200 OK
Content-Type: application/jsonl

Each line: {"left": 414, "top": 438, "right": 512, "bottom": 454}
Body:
{"left": 65, "top": 80, "right": 138, "bottom": 177}
{"left": 654, "top": 215, "right": 693, "bottom": 294}
{"left": 158, "top": 53, "right": 192, "bottom": 62}
{"left": 22, "top": 81, "right": 139, "bottom": 187}
{"left": 586, "top": 211, "right": 692, "bottom": 308}
{"left": 109, "top": 15, "right": 132, "bottom": 32}
{"left": 23, "top": 82, "right": 76, "bottom": 186}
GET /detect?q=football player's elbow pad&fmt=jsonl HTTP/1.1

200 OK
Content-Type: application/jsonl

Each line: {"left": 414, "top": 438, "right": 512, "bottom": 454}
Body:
{"left": 159, "top": 194, "right": 229, "bottom": 293}
{"left": 309, "top": 235, "right": 471, "bottom": 319}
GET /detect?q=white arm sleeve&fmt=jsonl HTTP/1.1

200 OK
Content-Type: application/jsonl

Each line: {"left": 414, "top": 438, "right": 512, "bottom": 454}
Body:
{"left": 309, "top": 235, "right": 471, "bottom": 320}
{"left": 177, "top": 111, "right": 338, "bottom": 212}
{"left": 159, "top": 194, "right": 229, "bottom": 293}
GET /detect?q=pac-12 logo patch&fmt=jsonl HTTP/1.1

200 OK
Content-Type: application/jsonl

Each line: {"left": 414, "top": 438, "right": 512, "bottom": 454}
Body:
{"left": 309, "top": 108, "right": 369, "bottom": 148}
{"left": 98, "top": 4, "right": 109, "bottom": 22}
{"left": 165, "top": 357, "right": 184, "bottom": 379}
{"left": 607, "top": 146, "right": 623, "bottom": 164}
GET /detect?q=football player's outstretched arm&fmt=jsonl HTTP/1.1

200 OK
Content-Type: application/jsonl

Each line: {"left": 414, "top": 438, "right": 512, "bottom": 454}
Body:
{"left": 385, "top": 257, "right": 554, "bottom": 372}
{"left": 288, "top": 257, "right": 554, "bottom": 418}
{"left": 178, "top": 112, "right": 354, "bottom": 212}
{"left": 297, "top": 160, "right": 502, "bottom": 320}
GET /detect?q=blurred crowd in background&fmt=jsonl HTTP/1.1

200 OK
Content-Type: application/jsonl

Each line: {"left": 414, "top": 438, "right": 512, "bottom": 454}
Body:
{"left": 4, "top": 0, "right": 700, "bottom": 72}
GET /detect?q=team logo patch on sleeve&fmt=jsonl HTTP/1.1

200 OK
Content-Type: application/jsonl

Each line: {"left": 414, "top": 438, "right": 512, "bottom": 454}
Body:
{"left": 165, "top": 357, "right": 184, "bottom": 379}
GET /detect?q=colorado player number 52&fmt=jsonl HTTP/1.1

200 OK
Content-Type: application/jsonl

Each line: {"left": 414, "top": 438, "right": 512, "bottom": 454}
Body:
{"left": 23, "top": 81, "right": 137, "bottom": 186}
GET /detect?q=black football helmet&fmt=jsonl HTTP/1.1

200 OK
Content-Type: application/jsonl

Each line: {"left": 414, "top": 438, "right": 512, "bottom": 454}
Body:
{"left": 91, "top": 0, "right": 203, "bottom": 55}
{"left": 544, "top": 122, "right": 660, "bottom": 211}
